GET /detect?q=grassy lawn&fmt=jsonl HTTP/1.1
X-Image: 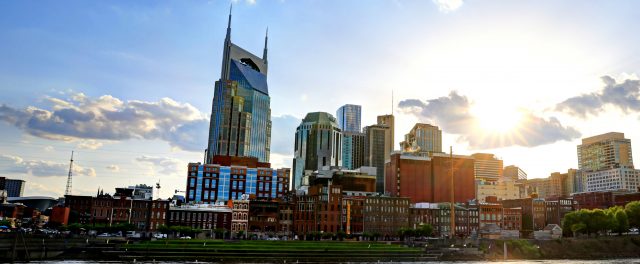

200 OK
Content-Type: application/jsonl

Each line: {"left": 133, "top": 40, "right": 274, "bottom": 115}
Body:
{"left": 122, "top": 239, "right": 420, "bottom": 252}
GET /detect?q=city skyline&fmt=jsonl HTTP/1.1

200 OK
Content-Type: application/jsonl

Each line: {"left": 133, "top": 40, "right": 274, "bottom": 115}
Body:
{"left": 1, "top": 1, "right": 640, "bottom": 198}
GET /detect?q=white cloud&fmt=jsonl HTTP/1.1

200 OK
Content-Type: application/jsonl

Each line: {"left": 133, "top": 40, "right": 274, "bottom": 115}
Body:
{"left": 556, "top": 75, "right": 640, "bottom": 118}
{"left": 136, "top": 156, "right": 182, "bottom": 175}
{"left": 398, "top": 91, "right": 581, "bottom": 149}
{"left": 0, "top": 93, "right": 208, "bottom": 152}
{"left": 0, "top": 154, "right": 96, "bottom": 177}
{"left": 106, "top": 165, "right": 120, "bottom": 172}
{"left": 432, "top": 0, "right": 464, "bottom": 13}
{"left": 77, "top": 139, "right": 104, "bottom": 150}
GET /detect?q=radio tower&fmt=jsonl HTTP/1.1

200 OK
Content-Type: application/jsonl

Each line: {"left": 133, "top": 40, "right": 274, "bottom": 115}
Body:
{"left": 65, "top": 151, "right": 74, "bottom": 196}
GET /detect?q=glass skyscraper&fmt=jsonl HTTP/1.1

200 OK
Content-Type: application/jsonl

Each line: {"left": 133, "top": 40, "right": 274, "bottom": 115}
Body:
{"left": 207, "top": 10, "right": 272, "bottom": 164}
{"left": 293, "top": 112, "right": 343, "bottom": 190}
{"left": 336, "top": 104, "right": 361, "bottom": 133}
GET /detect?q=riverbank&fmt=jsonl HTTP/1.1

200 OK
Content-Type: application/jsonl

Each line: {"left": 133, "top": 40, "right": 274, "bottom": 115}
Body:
{"left": 482, "top": 236, "right": 640, "bottom": 260}
{"left": 3, "top": 234, "right": 640, "bottom": 262}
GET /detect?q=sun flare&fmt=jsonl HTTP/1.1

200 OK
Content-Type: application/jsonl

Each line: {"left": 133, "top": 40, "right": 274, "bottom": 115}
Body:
{"left": 472, "top": 104, "right": 523, "bottom": 134}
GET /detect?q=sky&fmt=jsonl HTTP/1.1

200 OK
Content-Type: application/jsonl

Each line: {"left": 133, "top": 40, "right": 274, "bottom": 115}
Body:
{"left": 1, "top": 0, "right": 640, "bottom": 199}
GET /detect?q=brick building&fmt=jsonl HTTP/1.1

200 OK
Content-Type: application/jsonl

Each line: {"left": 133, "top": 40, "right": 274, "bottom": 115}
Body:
{"left": 167, "top": 204, "right": 231, "bottom": 235}
{"left": 385, "top": 153, "right": 476, "bottom": 203}
{"left": 501, "top": 197, "right": 546, "bottom": 235}
{"left": 409, "top": 203, "right": 478, "bottom": 238}
{"left": 362, "top": 196, "right": 410, "bottom": 237}
{"left": 64, "top": 188, "right": 170, "bottom": 233}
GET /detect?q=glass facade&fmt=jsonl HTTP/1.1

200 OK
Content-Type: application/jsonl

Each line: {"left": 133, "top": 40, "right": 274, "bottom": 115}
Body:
{"left": 207, "top": 60, "right": 272, "bottom": 163}
{"left": 187, "top": 164, "right": 288, "bottom": 203}
{"left": 293, "top": 112, "right": 343, "bottom": 190}
{"left": 336, "top": 104, "right": 362, "bottom": 133}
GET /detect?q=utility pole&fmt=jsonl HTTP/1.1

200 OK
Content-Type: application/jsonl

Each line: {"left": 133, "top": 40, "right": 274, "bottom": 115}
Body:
{"left": 65, "top": 151, "right": 74, "bottom": 196}
{"left": 450, "top": 146, "right": 455, "bottom": 239}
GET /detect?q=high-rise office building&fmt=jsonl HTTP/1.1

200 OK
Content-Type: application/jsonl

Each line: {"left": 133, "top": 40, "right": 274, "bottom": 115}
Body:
{"left": 577, "top": 132, "right": 640, "bottom": 192}
{"left": 377, "top": 115, "right": 395, "bottom": 153}
{"left": 504, "top": 165, "right": 528, "bottom": 198}
{"left": 342, "top": 132, "right": 366, "bottom": 170}
{"left": 364, "top": 124, "right": 390, "bottom": 193}
{"left": 293, "top": 112, "right": 343, "bottom": 190}
{"left": 400, "top": 123, "right": 442, "bottom": 154}
{"left": 578, "top": 132, "right": 633, "bottom": 171}
{"left": 336, "top": 104, "right": 362, "bottom": 133}
{"left": 471, "top": 153, "right": 503, "bottom": 182}
{"left": 206, "top": 9, "right": 272, "bottom": 163}
{"left": 0, "top": 177, "right": 25, "bottom": 197}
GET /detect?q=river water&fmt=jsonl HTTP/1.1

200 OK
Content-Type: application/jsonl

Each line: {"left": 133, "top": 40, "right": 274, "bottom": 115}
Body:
{"left": 17, "top": 260, "right": 640, "bottom": 264}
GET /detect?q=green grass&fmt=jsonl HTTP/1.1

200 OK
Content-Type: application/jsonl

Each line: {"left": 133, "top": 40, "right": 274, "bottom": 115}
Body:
{"left": 122, "top": 239, "right": 420, "bottom": 252}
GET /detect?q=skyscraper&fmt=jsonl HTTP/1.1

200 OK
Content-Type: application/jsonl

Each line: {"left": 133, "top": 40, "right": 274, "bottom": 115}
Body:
{"left": 471, "top": 153, "right": 503, "bottom": 182}
{"left": 207, "top": 8, "right": 272, "bottom": 163}
{"left": 577, "top": 132, "right": 633, "bottom": 171}
{"left": 342, "top": 132, "right": 366, "bottom": 170}
{"left": 504, "top": 165, "right": 528, "bottom": 198}
{"left": 377, "top": 115, "right": 395, "bottom": 153}
{"left": 364, "top": 124, "right": 390, "bottom": 193}
{"left": 577, "top": 132, "right": 639, "bottom": 192}
{"left": 400, "top": 123, "right": 442, "bottom": 154}
{"left": 293, "top": 112, "right": 343, "bottom": 190}
{"left": 0, "top": 177, "right": 25, "bottom": 197}
{"left": 336, "top": 104, "right": 362, "bottom": 133}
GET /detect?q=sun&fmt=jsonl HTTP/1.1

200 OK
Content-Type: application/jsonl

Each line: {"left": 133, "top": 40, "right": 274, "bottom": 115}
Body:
{"left": 472, "top": 104, "right": 523, "bottom": 134}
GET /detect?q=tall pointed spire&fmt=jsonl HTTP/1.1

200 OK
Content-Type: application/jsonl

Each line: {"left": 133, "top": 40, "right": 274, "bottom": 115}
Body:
{"left": 221, "top": 3, "right": 233, "bottom": 80}
{"left": 227, "top": 4, "right": 232, "bottom": 34}
{"left": 263, "top": 27, "right": 268, "bottom": 63}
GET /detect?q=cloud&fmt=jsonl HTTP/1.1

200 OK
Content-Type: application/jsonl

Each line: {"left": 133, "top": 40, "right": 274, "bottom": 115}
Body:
{"left": 432, "top": 0, "right": 464, "bottom": 13}
{"left": 270, "top": 115, "right": 300, "bottom": 156}
{"left": 136, "top": 156, "right": 182, "bottom": 175}
{"left": 0, "top": 154, "right": 96, "bottom": 177}
{"left": 0, "top": 93, "right": 208, "bottom": 152}
{"left": 106, "top": 165, "right": 120, "bottom": 172}
{"left": 398, "top": 91, "right": 581, "bottom": 149}
{"left": 77, "top": 139, "right": 104, "bottom": 150}
{"left": 556, "top": 75, "right": 640, "bottom": 118}
{"left": 231, "top": 0, "right": 257, "bottom": 5}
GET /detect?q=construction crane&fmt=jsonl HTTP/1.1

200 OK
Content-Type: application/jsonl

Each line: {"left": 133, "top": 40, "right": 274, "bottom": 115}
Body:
{"left": 65, "top": 151, "right": 74, "bottom": 196}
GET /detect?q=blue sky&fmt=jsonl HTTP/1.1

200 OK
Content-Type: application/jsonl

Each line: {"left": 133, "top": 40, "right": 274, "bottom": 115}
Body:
{"left": 1, "top": 0, "right": 640, "bottom": 198}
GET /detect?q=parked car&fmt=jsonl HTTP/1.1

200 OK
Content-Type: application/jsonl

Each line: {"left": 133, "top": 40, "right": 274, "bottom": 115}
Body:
{"left": 154, "top": 233, "right": 167, "bottom": 239}
{"left": 97, "top": 233, "right": 111, "bottom": 237}
{"left": 179, "top": 236, "right": 192, "bottom": 240}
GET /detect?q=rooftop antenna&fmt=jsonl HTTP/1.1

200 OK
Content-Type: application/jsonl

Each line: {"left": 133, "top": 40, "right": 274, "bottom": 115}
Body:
{"left": 65, "top": 151, "right": 74, "bottom": 196}
{"left": 156, "top": 180, "right": 161, "bottom": 200}
{"left": 391, "top": 89, "right": 394, "bottom": 115}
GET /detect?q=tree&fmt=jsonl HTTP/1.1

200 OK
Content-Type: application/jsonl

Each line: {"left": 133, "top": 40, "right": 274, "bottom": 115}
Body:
{"left": 625, "top": 201, "right": 640, "bottom": 229}
{"left": 214, "top": 228, "right": 226, "bottom": 239}
{"left": 587, "top": 209, "right": 610, "bottom": 237}
{"left": 157, "top": 225, "right": 172, "bottom": 235}
{"left": 336, "top": 230, "right": 346, "bottom": 241}
{"left": 416, "top": 224, "right": 433, "bottom": 237}
{"left": 562, "top": 211, "right": 579, "bottom": 237}
{"left": 68, "top": 223, "right": 83, "bottom": 234}
{"left": 0, "top": 220, "right": 11, "bottom": 228}
{"left": 613, "top": 210, "right": 630, "bottom": 235}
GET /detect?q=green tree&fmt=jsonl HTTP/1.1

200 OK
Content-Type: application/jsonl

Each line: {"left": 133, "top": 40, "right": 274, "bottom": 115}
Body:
{"left": 68, "top": 223, "right": 83, "bottom": 234}
{"left": 336, "top": 230, "right": 346, "bottom": 241}
{"left": 214, "top": 228, "right": 226, "bottom": 239}
{"left": 0, "top": 220, "right": 11, "bottom": 228}
{"left": 625, "top": 201, "right": 640, "bottom": 229}
{"left": 587, "top": 209, "right": 610, "bottom": 237}
{"left": 613, "top": 210, "right": 630, "bottom": 235}
{"left": 416, "top": 224, "right": 433, "bottom": 237}
{"left": 562, "top": 211, "right": 579, "bottom": 237}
